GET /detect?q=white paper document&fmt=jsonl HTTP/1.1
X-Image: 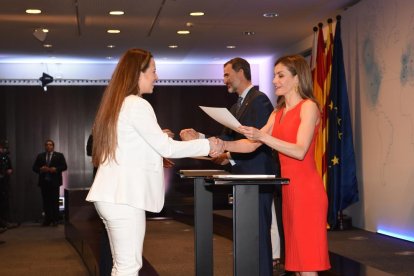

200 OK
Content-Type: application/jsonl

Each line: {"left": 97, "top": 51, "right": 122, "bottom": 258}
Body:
{"left": 199, "top": 106, "right": 241, "bottom": 131}
{"left": 212, "top": 174, "right": 276, "bottom": 179}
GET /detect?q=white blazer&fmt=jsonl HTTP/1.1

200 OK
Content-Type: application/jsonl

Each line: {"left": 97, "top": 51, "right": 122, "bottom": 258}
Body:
{"left": 86, "top": 95, "right": 210, "bottom": 212}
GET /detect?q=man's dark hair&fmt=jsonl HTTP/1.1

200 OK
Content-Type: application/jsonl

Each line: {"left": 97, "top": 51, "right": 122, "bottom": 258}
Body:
{"left": 224, "top": 57, "right": 251, "bottom": 81}
{"left": 45, "top": 139, "right": 55, "bottom": 147}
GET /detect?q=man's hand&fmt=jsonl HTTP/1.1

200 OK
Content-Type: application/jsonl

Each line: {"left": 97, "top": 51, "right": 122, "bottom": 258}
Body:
{"left": 180, "top": 128, "right": 199, "bottom": 141}
{"left": 211, "top": 153, "right": 230, "bottom": 165}
{"left": 208, "top": 137, "right": 225, "bottom": 158}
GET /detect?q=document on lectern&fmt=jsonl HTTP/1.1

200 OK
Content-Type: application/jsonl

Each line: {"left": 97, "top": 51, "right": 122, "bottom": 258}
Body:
{"left": 212, "top": 174, "right": 276, "bottom": 179}
{"left": 199, "top": 106, "right": 241, "bottom": 132}
{"left": 179, "top": 169, "right": 229, "bottom": 177}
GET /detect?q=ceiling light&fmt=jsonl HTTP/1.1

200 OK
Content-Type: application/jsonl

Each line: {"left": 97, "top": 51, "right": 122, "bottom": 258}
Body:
{"left": 226, "top": 45, "right": 236, "bottom": 49}
{"left": 109, "top": 11, "right": 124, "bottom": 15}
{"left": 168, "top": 45, "right": 178, "bottom": 48}
{"left": 177, "top": 30, "right": 190, "bottom": 35}
{"left": 107, "top": 29, "right": 120, "bottom": 34}
{"left": 106, "top": 56, "right": 113, "bottom": 60}
{"left": 41, "top": 29, "right": 49, "bottom": 33}
{"left": 263, "top": 12, "right": 278, "bottom": 18}
{"left": 26, "top": 9, "right": 42, "bottom": 14}
{"left": 190, "top": 12, "right": 204, "bottom": 16}
{"left": 43, "top": 44, "right": 53, "bottom": 48}
{"left": 243, "top": 31, "right": 255, "bottom": 36}
{"left": 107, "top": 45, "right": 116, "bottom": 48}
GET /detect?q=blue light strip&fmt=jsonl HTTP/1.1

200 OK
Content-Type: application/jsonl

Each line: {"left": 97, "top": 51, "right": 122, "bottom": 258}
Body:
{"left": 377, "top": 229, "right": 414, "bottom": 243}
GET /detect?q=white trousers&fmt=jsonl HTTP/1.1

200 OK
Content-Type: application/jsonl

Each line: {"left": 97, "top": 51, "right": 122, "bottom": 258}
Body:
{"left": 270, "top": 199, "right": 281, "bottom": 259}
{"left": 94, "top": 201, "right": 146, "bottom": 276}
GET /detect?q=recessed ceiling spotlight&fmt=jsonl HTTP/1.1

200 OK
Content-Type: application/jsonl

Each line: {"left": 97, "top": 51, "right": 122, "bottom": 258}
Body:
{"left": 168, "top": 45, "right": 178, "bottom": 48}
{"left": 263, "top": 12, "right": 278, "bottom": 18}
{"left": 26, "top": 9, "right": 42, "bottom": 14}
{"left": 107, "top": 45, "right": 116, "bottom": 48}
{"left": 107, "top": 29, "right": 121, "bottom": 34}
{"left": 177, "top": 30, "right": 190, "bottom": 35}
{"left": 190, "top": 12, "right": 204, "bottom": 16}
{"left": 226, "top": 45, "right": 236, "bottom": 49}
{"left": 43, "top": 44, "right": 53, "bottom": 48}
{"left": 186, "top": 22, "right": 194, "bottom": 27}
{"left": 109, "top": 11, "right": 124, "bottom": 15}
{"left": 243, "top": 31, "right": 255, "bottom": 36}
{"left": 41, "top": 28, "right": 49, "bottom": 33}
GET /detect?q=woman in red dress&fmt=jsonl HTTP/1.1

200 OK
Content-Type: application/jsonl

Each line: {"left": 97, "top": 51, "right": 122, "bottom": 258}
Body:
{"left": 225, "top": 54, "right": 330, "bottom": 275}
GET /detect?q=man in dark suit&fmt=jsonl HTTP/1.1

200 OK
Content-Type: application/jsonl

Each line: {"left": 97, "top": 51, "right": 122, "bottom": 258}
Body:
{"left": 181, "top": 57, "right": 282, "bottom": 276}
{"left": 32, "top": 139, "right": 67, "bottom": 226}
{"left": 0, "top": 140, "right": 13, "bottom": 229}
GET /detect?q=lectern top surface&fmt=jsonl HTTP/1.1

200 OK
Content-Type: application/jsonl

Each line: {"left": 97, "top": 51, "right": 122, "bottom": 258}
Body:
{"left": 179, "top": 169, "right": 229, "bottom": 177}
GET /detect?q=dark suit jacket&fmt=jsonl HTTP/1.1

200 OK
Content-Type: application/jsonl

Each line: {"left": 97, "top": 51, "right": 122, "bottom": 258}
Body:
{"left": 32, "top": 151, "right": 67, "bottom": 187}
{"left": 221, "top": 88, "right": 279, "bottom": 175}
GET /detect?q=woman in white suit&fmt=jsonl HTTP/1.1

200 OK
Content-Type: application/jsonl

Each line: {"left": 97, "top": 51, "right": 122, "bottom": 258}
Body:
{"left": 86, "top": 48, "right": 222, "bottom": 275}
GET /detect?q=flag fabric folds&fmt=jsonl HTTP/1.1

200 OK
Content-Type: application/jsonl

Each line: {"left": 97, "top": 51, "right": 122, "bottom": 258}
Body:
{"left": 313, "top": 24, "right": 327, "bottom": 186}
{"left": 327, "top": 17, "right": 359, "bottom": 229}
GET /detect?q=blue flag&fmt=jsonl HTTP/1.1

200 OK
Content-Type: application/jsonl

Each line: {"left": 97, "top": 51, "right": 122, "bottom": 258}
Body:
{"left": 327, "top": 17, "right": 359, "bottom": 229}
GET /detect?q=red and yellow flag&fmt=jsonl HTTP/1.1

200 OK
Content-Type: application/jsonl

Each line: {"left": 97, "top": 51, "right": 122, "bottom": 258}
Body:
{"left": 322, "top": 20, "right": 334, "bottom": 187}
{"left": 313, "top": 23, "right": 327, "bottom": 187}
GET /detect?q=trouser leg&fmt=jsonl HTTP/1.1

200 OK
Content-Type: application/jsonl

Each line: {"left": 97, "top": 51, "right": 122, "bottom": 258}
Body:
{"left": 50, "top": 185, "right": 60, "bottom": 222}
{"left": 40, "top": 185, "right": 52, "bottom": 224}
{"left": 95, "top": 201, "right": 146, "bottom": 276}
{"left": 271, "top": 199, "right": 281, "bottom": 259}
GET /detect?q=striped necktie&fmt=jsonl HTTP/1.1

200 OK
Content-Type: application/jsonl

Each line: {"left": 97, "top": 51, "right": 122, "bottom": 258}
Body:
{"left": 235, "top": 97, "right": 243, "bottom": 115}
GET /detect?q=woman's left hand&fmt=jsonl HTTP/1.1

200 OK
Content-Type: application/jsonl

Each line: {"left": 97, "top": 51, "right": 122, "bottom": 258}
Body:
{"left": 238, "top": 126, "right": 263, "bottom": 141}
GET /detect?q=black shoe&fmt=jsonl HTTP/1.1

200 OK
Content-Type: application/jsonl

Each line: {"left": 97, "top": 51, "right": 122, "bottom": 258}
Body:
{"left": 51, "top": 221, "right": 58, "bottom": 227}
{"left": 273, "top": 259, "right": 286, "bottom": 275}
{"left": 0, "top": 240, "right": 5, "bottom": 245}
{"left": 42, "top": 221, "right": 51, "bottom": 227}
{"left": 0, "top": 227, "right": 7, "bottom": 234}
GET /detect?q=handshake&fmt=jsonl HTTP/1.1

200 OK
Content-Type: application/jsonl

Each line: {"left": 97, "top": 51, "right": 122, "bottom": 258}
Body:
{"left": 207, "top": 137, "right": 225, "bottom": 158}
{"left": 180, "top": 128, "right": 225, "bottom": 158}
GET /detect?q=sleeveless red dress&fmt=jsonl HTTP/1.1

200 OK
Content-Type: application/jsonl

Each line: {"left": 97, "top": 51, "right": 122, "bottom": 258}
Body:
{"left": 272, "top": 100, "right": 330, "bottom": 271}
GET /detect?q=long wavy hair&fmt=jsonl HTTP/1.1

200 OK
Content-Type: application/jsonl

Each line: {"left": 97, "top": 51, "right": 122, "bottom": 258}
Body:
{"left": 92, "top": 48, "right": 152, "bottom": 166}
{"left": 274, "top": 55, "right": 319, "bottom": 110}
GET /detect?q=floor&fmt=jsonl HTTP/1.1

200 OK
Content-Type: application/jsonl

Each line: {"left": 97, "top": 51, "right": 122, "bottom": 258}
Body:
{"left": 0, "top": 222, "right": 89, "bottom": 276}
{"left": 1, "top": 219, "right": 414, "bottom": 276}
